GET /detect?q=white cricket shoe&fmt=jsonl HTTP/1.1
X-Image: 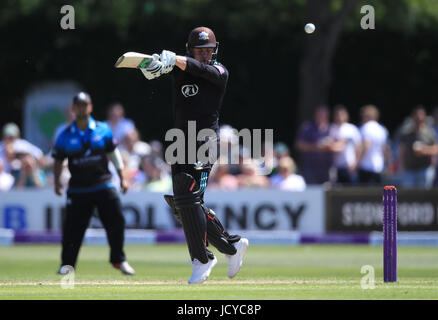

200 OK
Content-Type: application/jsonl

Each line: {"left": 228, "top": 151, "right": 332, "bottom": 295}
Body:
{"left": 113, "top": 261, "right": 135, "bottom": 275}
{"left": 226, "top": 238, "right": 249, "bottom": 278}
{"left": 57, "top": 265, "right": 74, "bottom": 275}
{"left": 188, "top": 257, "right": 217, "bottom": 284}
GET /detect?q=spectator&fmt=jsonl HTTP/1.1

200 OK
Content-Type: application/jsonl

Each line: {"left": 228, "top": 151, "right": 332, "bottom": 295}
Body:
{"left": 0, "top": 134, "right": 15, "bottom": 174}
{"left": 0, "top": 158, "right": 14, "bottom": 191}
{"left": 270, "top": 156, "right": 306, "bottom": 191}
{"left": 398, "top": 106, "right": 438, "bottom": 188}
{"left": 391, "top": 116, "right": 413, "bottom": 176}
{"left": 259, "top": 141, "right": 276, "bottom": 176}
{"left": 267, "top": 142, "right": 289, "bottom": 176}
{"left": 133, "top": 155, "right": 172, "bottom": 192}
{"left": 329, "top": 105, "right": 361, "bottom": 184}
{"left": 14, "top": 153, "right": 46, "bottom": 188}
{"left": 114, "top": 130, "right": 151, "bottom": 189}
{"left": 357, "top": 105, "right": 390, "bottom": 185}
{"left": 119, "top": 129, "right": 151, "bottom": 171}
{"left": 274, "top": 142, "right": 290, "bottom": 159}
{"left": 237, "top": 159, "right": 269, "bottom": 188}
{"left": 295, "top": 105, "right": 335, "bottom": 184}
{"left": 0, "top": 123, "right": 44, "bottom": 174}
{"left": 208, "top": 159, "right": 239, "bottom": 190}
{"left": 106, "top": 103, "right": 135, "bottom": 143}
{"left": 218, "top": 124, "right": 241, "bottom": 175}
{"left": 149, "top": 140, "right": 164, "bottom": 158}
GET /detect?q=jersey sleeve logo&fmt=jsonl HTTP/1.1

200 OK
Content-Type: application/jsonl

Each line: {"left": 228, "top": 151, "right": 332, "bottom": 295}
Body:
{"left": 181, "top": 84, "right": 199, "bottom": 97}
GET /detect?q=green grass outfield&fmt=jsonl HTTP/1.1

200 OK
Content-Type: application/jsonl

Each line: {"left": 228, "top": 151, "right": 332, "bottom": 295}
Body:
{"left": 0, "top": 244, "right": 437, "bottom": 299}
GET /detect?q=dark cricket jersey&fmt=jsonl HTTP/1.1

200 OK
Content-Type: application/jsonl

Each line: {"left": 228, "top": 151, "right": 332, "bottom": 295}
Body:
{"left": 51, "top": 117, "right": 117, "bottom": 193}
{"left": 171, "top": 57, "right": 229, "bottom": 133}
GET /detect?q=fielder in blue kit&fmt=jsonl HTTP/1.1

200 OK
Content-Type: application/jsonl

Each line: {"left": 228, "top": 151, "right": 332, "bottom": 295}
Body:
{"left": 52, "top": 92, "right": 135, "bottom": 275}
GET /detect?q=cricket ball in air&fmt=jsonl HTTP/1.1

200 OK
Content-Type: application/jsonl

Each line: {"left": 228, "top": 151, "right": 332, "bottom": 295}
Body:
{"left": 305, "top": 23, "right": 315, "bottom": 34}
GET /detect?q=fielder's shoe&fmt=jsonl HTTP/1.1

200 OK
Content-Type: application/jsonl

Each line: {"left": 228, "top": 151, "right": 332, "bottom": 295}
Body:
{"left": 113, "top": 261, "right": 135, "bottom": 275}
{"left": 188, "top": 256, "right": 217, "bottom": 284}
{"left": 225, "top": 238, "right": 249, "bottom": 278}
{"left": 57, "top": 265, "right": 74, "bottom": 275}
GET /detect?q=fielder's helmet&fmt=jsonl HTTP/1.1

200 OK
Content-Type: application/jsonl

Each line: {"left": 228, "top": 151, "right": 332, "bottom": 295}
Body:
{"left": 186, "top": 26, "right": 219, "bottom": 64}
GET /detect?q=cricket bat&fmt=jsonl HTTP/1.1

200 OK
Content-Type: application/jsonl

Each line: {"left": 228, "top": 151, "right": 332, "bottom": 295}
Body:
{"left": 114, "top": 52, "right": 154, "bottom": 69}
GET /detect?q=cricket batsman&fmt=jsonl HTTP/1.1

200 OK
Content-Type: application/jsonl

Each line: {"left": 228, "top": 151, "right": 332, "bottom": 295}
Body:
{"left": 140, "top": 26, "right": 249, "bottom": 284}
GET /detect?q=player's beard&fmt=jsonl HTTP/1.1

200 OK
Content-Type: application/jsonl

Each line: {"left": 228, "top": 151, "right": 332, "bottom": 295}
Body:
{"left": 194, "top": 53, "right": 213, "bottom": 65}
{"left": 200, "top": 57, "right": 210, "bottom": 64}
{"left": 75, "top": 114, "right": 90, "bottom": 122}
{"left": 202, "top": 54, "right": 213, "bottom": 65}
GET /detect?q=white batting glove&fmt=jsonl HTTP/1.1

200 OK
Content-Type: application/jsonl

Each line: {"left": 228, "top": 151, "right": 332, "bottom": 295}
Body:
{"left": 160, "top": 50, "right": 176, "bottom": 74}
{"left": 140, "top": 54, "right": 163, "bottom": 80}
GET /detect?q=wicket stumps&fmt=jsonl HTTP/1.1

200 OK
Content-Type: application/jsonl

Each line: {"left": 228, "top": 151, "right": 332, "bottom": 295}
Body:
{"left": 383, "top": 185, "right": 397, "bottom": 282}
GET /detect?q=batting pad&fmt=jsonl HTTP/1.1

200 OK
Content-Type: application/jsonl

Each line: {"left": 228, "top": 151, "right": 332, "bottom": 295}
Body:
{"left": 164, "top": 194, "right": 239, "bottom": 255}
{"left": 202, "top": 204, "right": 240, "bottom": 255}
{"left": 173, "top": 173, "right": 209, "bottom": 264}
{"left": 164, "top": 194, "right": 182, "bottom": 225}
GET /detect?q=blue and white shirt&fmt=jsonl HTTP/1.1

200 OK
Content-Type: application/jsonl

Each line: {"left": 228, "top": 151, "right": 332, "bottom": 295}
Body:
{"left": 52, "top": 117, "right": 117, "bottom": 194}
